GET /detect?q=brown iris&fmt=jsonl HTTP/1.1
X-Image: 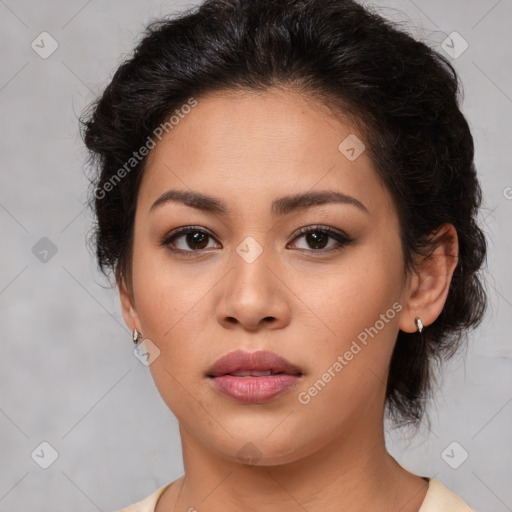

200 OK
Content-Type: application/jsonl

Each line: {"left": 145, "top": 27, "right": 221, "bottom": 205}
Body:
{"left": 186, "top": 231, "right": 209, "bottom": 250}
{"left": 306, "top": 231, "right": 329, "bottom": 249}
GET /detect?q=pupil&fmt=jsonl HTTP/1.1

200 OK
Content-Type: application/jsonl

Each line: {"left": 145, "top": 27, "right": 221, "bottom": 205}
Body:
{"left": 307, "top": 231, "right": 327, "bottom": 249}
{"left": 187, "top": 232, "right": 208, "bottom": 249}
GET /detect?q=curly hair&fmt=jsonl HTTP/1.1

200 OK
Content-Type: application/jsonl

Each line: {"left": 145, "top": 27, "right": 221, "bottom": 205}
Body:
{"left": 80, "top": 0, "right": 487, "bottom": 427}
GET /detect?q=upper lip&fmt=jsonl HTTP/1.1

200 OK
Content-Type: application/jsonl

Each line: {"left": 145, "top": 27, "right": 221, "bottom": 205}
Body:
{"left": 206, "top": 350, "right": 303, "bottom": 377}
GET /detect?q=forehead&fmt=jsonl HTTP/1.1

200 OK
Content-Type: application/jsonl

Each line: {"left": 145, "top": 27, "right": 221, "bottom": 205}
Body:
{"left": 139, "top": 88, "right": 394, "bottom": 218}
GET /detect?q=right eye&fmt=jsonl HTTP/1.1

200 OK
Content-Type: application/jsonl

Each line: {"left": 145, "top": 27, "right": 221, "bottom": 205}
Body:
{"left": 161, "top": 226, "right": 221, "bottom": 255}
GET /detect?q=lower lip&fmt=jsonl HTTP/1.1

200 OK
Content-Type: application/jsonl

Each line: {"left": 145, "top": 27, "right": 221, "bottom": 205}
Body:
{"left": 209, "top": 374, "right": 301, "bottom": 404}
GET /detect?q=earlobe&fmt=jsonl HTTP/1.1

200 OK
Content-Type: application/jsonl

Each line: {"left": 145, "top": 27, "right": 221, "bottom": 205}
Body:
{"left": 398, "top": 224, "right": 459, "bottom": 334}
{"left": 117, "top": 273, "right": 140, "bottom": 332}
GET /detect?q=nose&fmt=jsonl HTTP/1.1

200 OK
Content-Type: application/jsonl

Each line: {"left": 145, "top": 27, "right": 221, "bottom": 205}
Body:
{"left": 216, "top": 240, "right": 292, "bottom": 331}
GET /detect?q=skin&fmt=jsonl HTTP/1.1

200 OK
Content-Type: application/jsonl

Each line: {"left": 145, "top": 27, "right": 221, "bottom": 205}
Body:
{"left": 119, "top": 88, "right": 458, "bottom": 511}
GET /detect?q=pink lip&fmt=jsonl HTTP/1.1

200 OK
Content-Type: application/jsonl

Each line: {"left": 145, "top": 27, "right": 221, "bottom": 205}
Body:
{"left": 206, "top": 350, "right": 303, "bottom": 404}
{"left": 209, "top": 374, "right": 302, "bottom": 404}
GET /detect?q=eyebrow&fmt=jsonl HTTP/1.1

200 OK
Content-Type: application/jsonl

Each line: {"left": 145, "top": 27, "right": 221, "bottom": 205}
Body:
{"left": 149, "top": 189, "right": 369, "bottom": 216}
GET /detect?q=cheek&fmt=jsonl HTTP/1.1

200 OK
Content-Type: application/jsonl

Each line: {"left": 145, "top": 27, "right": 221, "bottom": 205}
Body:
{"left": 129, "top": 252, "right": 205, "bottom": 403}
{"left": 295, "top": 242, "right": 404, "bottom": 401}
{"left": 132, "top": 242, "right": 214, "bottom": 334}
{"left": 294, "top": 280, "right": 401, "bottom": 439}
{"left": 301, "top": 244, "right": 403, "bottom": 342}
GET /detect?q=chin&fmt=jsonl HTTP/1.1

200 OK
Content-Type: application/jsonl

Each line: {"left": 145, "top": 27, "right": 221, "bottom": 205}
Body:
{"left": 205, "top": 430, "right": 314, "bottom": 467}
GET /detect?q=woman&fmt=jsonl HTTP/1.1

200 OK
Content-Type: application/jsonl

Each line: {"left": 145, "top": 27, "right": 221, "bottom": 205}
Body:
{"left": 81, "top": 0, "right": 487, "bottom": 510}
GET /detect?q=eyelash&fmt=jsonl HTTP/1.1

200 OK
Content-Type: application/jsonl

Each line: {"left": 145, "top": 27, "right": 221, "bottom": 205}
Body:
{"left": 160, "top": 225, "right": 353, "bottom": 257}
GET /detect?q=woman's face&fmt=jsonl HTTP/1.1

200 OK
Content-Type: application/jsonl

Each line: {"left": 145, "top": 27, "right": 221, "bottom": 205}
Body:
{"left": 121, "top": 88, "right": 415, "bottom": 464}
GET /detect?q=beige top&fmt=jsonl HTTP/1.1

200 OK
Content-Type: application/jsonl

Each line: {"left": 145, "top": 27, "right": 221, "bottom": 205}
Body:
{"left": 117, "top": 478, "right": 475, "bottom": 511}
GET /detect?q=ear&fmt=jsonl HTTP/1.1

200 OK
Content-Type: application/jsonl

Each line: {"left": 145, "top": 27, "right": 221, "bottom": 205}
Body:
{"left": 398, "top": 223, "right": 459, "bottom": 333}
{"left": 117, "top": 271, "right": 141, "bottom": 333}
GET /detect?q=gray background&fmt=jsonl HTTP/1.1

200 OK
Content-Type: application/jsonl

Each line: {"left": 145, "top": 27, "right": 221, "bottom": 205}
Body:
{"left": 0, "top": 0, "right": 510, "bottom": 511}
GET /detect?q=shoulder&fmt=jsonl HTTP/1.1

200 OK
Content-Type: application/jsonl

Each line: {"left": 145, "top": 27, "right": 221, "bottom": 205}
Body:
{"left": 419, "top": 478, "right": 475, "bottom": 512}
{"left": 114, "top": 483, "right": 170, "bottom": 512}
{"left": 113, "top": 477, "right": 475, "bottom": 512}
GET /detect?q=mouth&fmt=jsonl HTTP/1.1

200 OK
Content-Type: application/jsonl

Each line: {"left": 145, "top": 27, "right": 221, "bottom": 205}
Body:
{"left": 206, "top": 350, "right": 304, "bottom": 404}
{"left": 206, "top": 349, "right": 303, "bottom": 378}
{"left": 213, "top": 370, "right": 300, "bottom": 377}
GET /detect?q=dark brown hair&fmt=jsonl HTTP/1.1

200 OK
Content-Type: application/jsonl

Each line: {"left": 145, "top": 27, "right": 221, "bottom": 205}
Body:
{"left": 80, "top": 0, "right": 487, "bottom": 427}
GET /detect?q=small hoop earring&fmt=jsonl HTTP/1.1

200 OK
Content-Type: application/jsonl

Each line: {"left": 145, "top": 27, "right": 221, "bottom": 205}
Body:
{"left": 415, "top": 317, "right": 424, "bottom": 333}
{"left": 132, "top": 328, "right": 143, "bottom": 344}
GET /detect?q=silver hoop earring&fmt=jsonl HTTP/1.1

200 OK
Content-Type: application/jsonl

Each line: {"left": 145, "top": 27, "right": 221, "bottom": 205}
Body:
{"left": 415, "top": 317, "right": 424, "bottom": 333}
{"left": 132, "top": 328, "right": 143, "bottom": 344}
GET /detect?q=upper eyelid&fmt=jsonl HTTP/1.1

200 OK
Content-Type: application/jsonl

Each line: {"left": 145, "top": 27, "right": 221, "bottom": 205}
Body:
{"left": 164, "top": 224, "right": 346, "bottom": 237}
{"left": 163, "top": 225, "right": 351, "bottom": 248}
{"left": 293, "top": 225, "right": 350, "bottom": 238}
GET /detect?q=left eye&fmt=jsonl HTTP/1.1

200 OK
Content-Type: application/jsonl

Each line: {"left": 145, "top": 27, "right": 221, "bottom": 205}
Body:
{"left": 288, "top": 227, "right": 353, "bottom": 251}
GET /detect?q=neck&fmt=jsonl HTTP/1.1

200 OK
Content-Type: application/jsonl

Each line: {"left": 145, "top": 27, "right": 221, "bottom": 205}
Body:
{"left": 165, "top": 412, "right": 428, "bottom": 512}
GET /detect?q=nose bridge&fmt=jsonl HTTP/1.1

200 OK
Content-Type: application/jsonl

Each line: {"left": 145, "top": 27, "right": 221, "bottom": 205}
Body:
{"left": 217, "top": 233, "right": 290, "bottom": 330}
{"left": 230, "top": 233, "right": 275, "bottom": 295}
